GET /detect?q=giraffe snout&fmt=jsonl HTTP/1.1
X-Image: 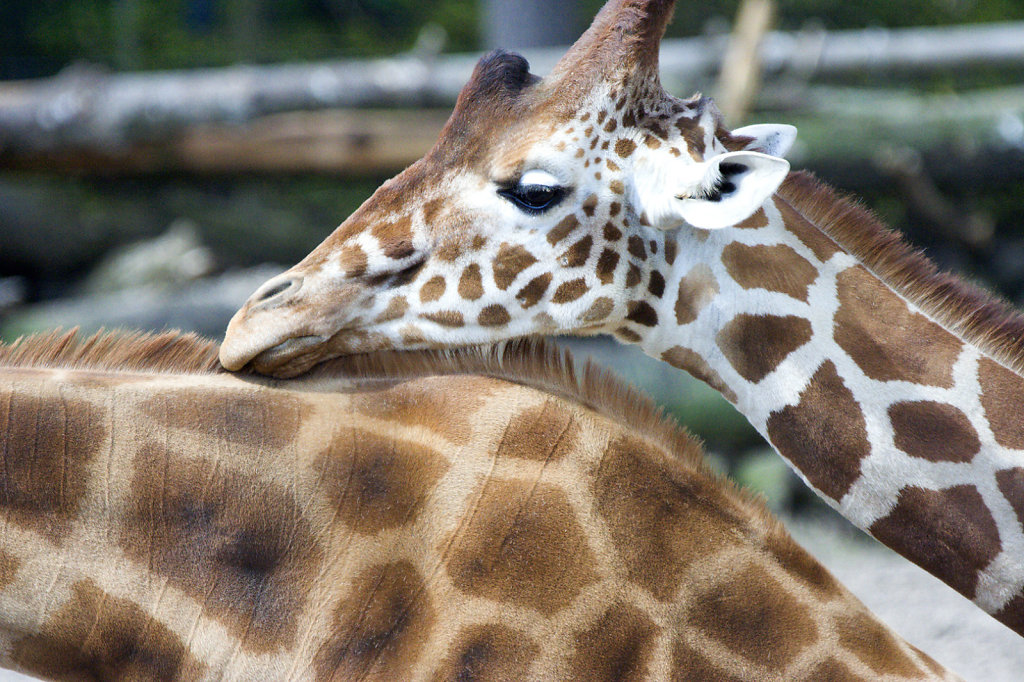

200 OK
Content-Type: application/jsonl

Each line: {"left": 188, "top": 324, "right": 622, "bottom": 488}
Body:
{"left": 249, "top": 273, "right": 304, "bottom": 310}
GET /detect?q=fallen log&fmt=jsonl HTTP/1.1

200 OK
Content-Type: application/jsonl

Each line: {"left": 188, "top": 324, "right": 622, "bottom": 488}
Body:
{"left": 2, "top": 21, "right": 1023, "bottom": 160}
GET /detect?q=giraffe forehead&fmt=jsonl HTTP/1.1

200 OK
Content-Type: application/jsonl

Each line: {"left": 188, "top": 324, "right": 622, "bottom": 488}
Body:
{"left": 503, "top": 88, "right": 711, "bottom": 179}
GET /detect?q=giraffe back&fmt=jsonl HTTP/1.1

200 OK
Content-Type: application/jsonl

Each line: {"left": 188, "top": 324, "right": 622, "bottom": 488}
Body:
{"left": 0, "top": 332, "right": 952, "bottom": 680}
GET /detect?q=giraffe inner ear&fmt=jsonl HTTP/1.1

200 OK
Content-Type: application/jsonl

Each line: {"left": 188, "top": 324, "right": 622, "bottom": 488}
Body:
{"left": 730, "top": 123, "right": 798, "bottom": 157}
{"left": 676, "top": 151, "right": 790, "bottom": 230}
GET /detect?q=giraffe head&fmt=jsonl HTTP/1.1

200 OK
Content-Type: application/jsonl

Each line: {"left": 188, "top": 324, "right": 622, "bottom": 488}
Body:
{"left": 220, "top": 0, "right": 795, "bottom": 377}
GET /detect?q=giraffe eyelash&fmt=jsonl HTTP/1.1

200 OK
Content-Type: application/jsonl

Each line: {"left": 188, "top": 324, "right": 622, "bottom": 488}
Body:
{"left": 497, "top": 170, "right": 568, "bottom": 215}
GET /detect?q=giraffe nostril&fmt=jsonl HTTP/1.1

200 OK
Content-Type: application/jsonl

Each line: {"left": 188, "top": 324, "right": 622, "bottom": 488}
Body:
{"left": 252, "top": 275, "right": 303, "bottom": 306}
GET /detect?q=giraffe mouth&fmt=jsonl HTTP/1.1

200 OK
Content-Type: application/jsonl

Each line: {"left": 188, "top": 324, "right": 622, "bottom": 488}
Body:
{"left": 246, "top": 335, "right": 329, "bottom": 377}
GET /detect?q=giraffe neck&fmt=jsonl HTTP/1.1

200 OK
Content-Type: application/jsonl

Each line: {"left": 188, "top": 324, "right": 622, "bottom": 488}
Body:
{"left": 0, "top": 333, "right": 955, "bottom": 680}
{"left": 633, "top": 174, "right": 1024, "bottom": 635}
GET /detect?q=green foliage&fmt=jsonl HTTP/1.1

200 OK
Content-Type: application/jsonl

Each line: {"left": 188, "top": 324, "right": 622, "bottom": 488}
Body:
{"left": 9, "top": 0, "right": 1024, "bottom": 79}
{"left": 8, "top": 0, "right": 479, "bottom": 76}
{"left": 581, "top": 0, "right": 1024, "bottom": 36}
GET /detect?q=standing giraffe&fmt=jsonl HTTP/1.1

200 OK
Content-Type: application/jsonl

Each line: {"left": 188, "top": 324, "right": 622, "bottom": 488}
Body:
{"left": 220, "top": 0, "right": 1024, "bottom": 635}
{"left": 0, "top": 330, "right": 956, "bottom": 680}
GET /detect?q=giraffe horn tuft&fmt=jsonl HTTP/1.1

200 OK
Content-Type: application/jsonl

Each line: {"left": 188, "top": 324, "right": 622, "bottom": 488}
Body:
{"left": 545, "top": 0, "right": 675, "bottom": 94}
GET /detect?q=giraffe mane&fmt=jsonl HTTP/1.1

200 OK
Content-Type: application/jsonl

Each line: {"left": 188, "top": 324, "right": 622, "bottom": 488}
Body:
{"left": 307, "top": 336, "right": 704, "bottom": 470}
{"left": 778, "top": 171, "right": 1024, "bottom": 375}
{"left": 0, "top": 330, "right": 688, "bottom": 457}
{"left": 0, "top": 329, "right": 223, "bottom": 374}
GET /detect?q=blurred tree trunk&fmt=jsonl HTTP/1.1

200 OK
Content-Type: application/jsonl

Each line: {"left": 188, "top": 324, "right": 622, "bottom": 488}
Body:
{"left": 113, "top": 0, "right": 142, "bottom": 70}
{"left": 228, "top": 0, "right": 265, "bottom": 62}
{"left": 715, "top": 0, "right": 774, "bottom": 126}
{"left": 482, "top": 0, "right": 582, "bottom": 50}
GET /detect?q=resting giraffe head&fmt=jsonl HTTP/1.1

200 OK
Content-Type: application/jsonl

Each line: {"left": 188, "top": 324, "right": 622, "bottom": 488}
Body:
{"left": 220, "top": 0, "right": 796, "bottom": 377}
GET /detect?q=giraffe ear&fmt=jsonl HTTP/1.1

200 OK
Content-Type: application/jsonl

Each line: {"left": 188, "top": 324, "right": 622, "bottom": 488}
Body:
{"left": 675, "top": 151, "right": 790, "bottom": 230}
{"left": 730, "top": 123, "right": 797, "bottom": 157}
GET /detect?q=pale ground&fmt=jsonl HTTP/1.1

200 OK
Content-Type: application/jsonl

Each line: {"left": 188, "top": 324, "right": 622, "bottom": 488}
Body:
{"left": 786, "top": 514, "right": 1024, "bottom": 681}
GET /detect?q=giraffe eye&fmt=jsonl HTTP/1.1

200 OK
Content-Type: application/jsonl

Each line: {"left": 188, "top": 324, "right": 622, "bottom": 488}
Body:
{"left": 498, "top": 170, "right": 566, "bottom": 214}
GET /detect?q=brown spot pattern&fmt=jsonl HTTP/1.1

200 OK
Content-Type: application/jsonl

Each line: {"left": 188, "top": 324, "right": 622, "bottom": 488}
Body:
{"left": 478, "top": 305, "right": 512, "bottom": 327}
{"left": 569, "top": 603, "right": 658, "bottom": 681}
{"left": 422, "top": 311, "right": 465, "bottom": 328}
{"left": 625, "top": 263, "right": 642, "bottom": 288}
{"left": 648, "top": 270, "right": 665, "bottom": 297}
{"left": 615, "top": 138, "right": 637, "bottom": 158}
{"left": 616, "top": 327, "right": 643, "bottom": 343}
{"left": 495, "top": 400, "right": 579, "bottom": 462}
{"left": 435, "top": 241, "right": 461, "bottom": 263}
{"left": 561, "top": 235, "right": 593, "bottom": 267}
{"left": 445, "top": 478, "right": 598, "bottom": 615}
{"left": 769, "top": 536, "right": 842, "bottom": 597}
{"left": 0, "top": 387, "right": 105, "bottom": 540}
{"left": 687, "top": 563, "right": 817, "bottom": 669}
{"left": 597, "top": 249, "right": 620, "bottom": 284}
{"left": 142, "top": 388, "right": 301, "bottom": 449}
{"left": 547, "top": 215, "right": 579, "bottom": 245}
{"left": 432, "top": 624, "right": 538, "bottom": 682}
{"left": 582, "top": 194, "right": 599, "bottom": 217}
{"left": 373, "top": 215, "right": 414, "bottom": 259}
{"left": 995, "top": 590, "right": 1024, "bottom": 634}
{"left": 339, "top": 244, "right": 368, "bottom": 278}
{"left": 674, "top": 264, "right": 718, "bottom": 325}
{"left": 661, "top": 346, "right": 737, "bottom": 403}
{"left": 316, "top": 428, "right": 449, "bottom": 535}
{"left": 766, "top": 361, "right": 870, "bottom": 501}
{"left": 458, "top": 264, "right": 484, "bottom": 300}
{"left": 420, "top": 275, "right": 446, "bottom": 303}
{"left": 721, "top": 243, "right": 817, "bottom": 302}
{"left": 834, "top": 266, "right": 962, "bottom": 387}
{"left": 889, "top": 401, "right": 980, "bottom": 462}
{"left": 552, "top": 278, "right": 588, "bottom": 303}
{"left": 626, "top": 301, "right": 659, "bottom": 327}
{"left": 350, "top": 379, "right": 487, "bottom": 445}
{"left": 603, "top": 221, "right": 622, "bottom": 241}
{"left": 735, "top": 207, "right": 769, "bottom": 229}
{"left": 717, "top": 314, "right": 812, "bottom": 383}
{"left": 581, "top": 297, "right": 615, "bottom": 325}
{"left": 12, "top": 580, "right": 204, "bottom": 681}
{"left": 627, "top": 235, "right": 647, "bottom": 261}
{"left": 671, "top": 641, "right": 744, "bottom": 682}
{"left": 806, "top": 659, "right": 856, "bottom": 680}
{"left": 996, "top": 468, "right": 1024, "bottom": 529}
{"left": 594, "top": 435, "right": 744, "bottom": 600}
{"left": 871, "top": 484, "right": 1001, "bottom": 598}
{"left": 0, "top": 550, "right": 19, "bottom": 591}
{"left": 664, "top": 238, "right": 677, "bottom": 266}
{"left": 493, "top": 243, "right": 538, "bottom": 290}
{"left": 834, "top": 610, "right": 925, "bottom": 677}
{"left": 512, "top": 273, "right": 549, "bottom": 309}
{"left": 377, "top": 295, "right": 409, "bottom": 322}
{"left": 978, "top": 358, "right": 1024, "bottom": 448}
{"left": 121, "top": 442, "right": 323, "bottom": 653}
{"left": 315, "top": 561, "right": 433, "bottom": 680}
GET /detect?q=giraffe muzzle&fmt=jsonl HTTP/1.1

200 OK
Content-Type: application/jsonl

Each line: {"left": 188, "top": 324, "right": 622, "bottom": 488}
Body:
{"left": 220, "top": 269, "right": 372, "bottom": 374}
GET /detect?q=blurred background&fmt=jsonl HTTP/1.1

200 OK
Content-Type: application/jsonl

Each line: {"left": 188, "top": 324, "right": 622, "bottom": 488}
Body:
{"left": 1, "top": 2, "right": 1024, "bottom": 675}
